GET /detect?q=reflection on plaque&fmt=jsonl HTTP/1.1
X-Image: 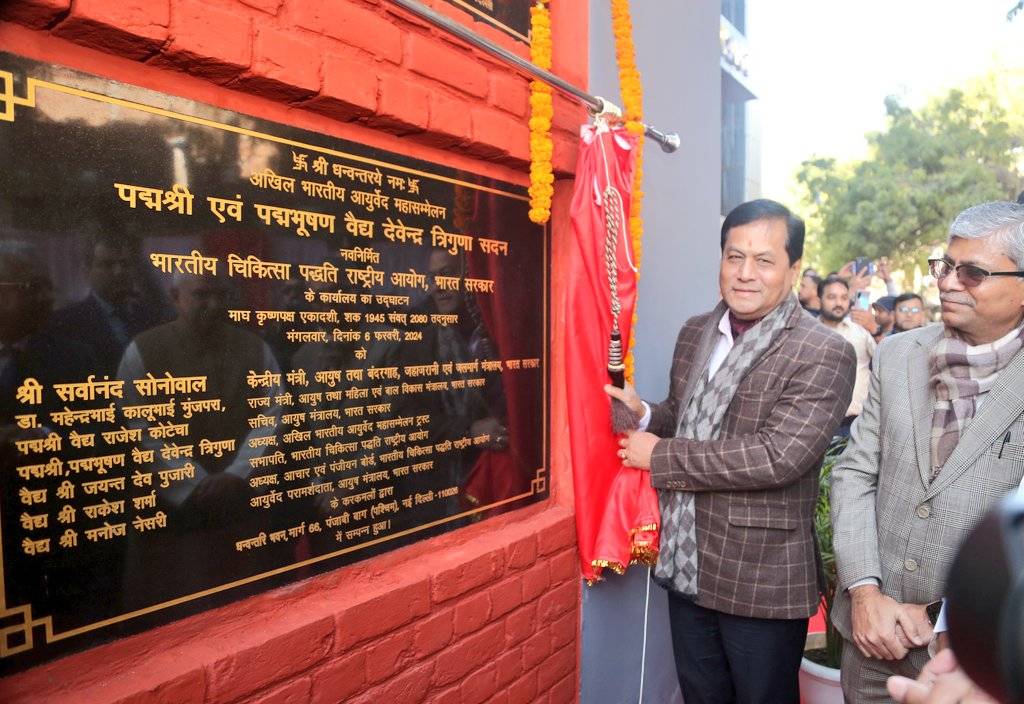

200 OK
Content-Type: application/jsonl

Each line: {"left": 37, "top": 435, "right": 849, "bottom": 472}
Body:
{"left": 442, "top": 0, "right": 531, "bottom": 42}
{"left": 0, "top": 52, "right": 548, "bottom": 673}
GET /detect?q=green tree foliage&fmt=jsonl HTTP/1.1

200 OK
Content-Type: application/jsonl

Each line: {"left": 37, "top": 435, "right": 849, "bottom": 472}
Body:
{"left": 795, "top": 78, "right": 1024, "bottom": 273}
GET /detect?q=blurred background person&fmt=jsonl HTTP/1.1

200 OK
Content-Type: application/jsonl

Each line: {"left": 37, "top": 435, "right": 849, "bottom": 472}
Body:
{"left": 850, "top": 294, "right": 899, "bottom": 342}
{"left": 52, "top": 231, "right": 164, "bottom": 377}
{"left": 0, "top": 241, "right": 95, "bottom": 422}
{"left": 422, "top": 247, "right": 514, "bottom": 514}
{"left": 871, "top": 295, "right": 897, "bottom": 339}
{"left": 818, "top": 273, "right": 876, "bottom": 437}
{"left": 892, "top": 292, "right": 928, "bottom": 334}
{"left": 0, "top": 240, "right": 118, "bottom": 629}
{"left": 118, "top": 272, "right": 282, "bottom": 609}
{"left": 877, "top": 257, "right": 900, "bottom": 297}
{"left": 799, "top": 267, "right": 822, "bottom": 316}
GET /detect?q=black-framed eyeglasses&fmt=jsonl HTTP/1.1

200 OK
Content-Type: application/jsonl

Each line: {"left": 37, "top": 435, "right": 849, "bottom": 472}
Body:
{"left": 896, "top": 305, "right": 922, "bottom": 314}
{"left": 927, "top": 258, "right": 1024, "bottom": 288}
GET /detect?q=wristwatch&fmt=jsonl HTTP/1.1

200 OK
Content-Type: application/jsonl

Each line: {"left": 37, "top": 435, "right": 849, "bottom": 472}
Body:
{"left": 925, "top": 599, "right": 943, "bottom": 626}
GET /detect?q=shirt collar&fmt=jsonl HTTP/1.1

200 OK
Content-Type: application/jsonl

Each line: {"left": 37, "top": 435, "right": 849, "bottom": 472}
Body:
{"left": 717, "top": 310, "right": 734, "bottom": 345}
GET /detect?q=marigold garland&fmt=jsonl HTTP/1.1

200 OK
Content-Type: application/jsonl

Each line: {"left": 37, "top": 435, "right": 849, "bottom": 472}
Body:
{"left": 528, "top": 1, "right": 554, "bottom": 224}
{"left": 610, "top": 0, "right": 645, "bottom": 383}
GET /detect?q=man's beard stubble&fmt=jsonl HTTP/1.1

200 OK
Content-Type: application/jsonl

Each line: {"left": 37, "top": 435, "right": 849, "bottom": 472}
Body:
{"left": 820, "top": 306, "right": 848, "bottom": 323}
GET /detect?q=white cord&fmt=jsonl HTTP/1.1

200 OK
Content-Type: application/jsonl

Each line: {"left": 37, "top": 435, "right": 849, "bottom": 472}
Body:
{"left": 638, "top": 567, "right": 652, "bottom": 704}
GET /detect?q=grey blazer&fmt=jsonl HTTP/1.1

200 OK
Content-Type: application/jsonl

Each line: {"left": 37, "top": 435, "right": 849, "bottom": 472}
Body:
{"left": 831, "top": 323, "right": 1024, "bottom": 638}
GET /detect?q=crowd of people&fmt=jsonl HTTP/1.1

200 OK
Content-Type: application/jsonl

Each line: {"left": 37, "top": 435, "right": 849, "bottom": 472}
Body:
{"left": 797, "top": 259, "right": 932, "bottom": 439}
{"left": 799, "top": 262, "right": 929, "bottom": 338}
{"left": 607, "top": 194, "right": 1024, "bottom": 703}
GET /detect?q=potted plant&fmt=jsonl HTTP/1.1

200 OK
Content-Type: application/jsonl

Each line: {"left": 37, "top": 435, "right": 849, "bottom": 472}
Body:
{"left": 799, "top": 436, "right": 846, "bottom": 703}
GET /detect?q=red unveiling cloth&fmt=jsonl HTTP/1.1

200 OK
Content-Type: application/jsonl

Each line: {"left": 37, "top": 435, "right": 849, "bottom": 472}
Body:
{"left": 566, "top": 123, "right": 660, "bottom": 582}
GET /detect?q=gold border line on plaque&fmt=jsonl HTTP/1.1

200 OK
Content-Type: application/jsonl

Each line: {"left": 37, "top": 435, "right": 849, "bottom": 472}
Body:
{"left": 0, "top": 468, "right": 547, "bottom": 655}
{"left": 444, "top": 0, "right": 530, "bottom": 43}
{"left": 0, "top": 68, "right": 528, "bottom": 201}
{"left": 544, "top": 221, "right": 549, "bottom": 484}
{"left": 0, "top": 65, "right": 551, "bottom": 657}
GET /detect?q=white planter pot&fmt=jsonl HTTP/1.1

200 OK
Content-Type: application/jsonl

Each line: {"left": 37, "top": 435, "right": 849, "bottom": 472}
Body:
{"left": 799, "top": 656, "right": 843, "bottom": 704}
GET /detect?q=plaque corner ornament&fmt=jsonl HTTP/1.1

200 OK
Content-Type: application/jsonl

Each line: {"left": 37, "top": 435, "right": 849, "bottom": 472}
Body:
{"left": 0, "top": 68, "right": 38, "bottom": 123}
{"left": 530, "top": 467, "right": 547, "bottom": 494}
{"left": 0, "top": 602, "right": 53, "bottom": 657}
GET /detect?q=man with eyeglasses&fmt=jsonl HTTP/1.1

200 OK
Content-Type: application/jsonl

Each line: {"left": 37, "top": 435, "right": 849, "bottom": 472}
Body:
{"left": 831, "top": 201, "right": 1024, "bottom": 702}
{"left": 891, "top": 292, "right": 927, "bottom": 334}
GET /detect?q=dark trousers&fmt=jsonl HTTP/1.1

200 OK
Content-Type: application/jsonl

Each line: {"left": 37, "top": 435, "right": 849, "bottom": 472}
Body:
{"left": 667, "top": 591, "right": 808, "bottom": 704}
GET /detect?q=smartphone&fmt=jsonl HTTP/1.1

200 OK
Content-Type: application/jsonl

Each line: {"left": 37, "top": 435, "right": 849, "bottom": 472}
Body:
{"left": 854, "top": 257, "right": 876, "bottom": 277}
{"left": 855, "top": 291, "right": 871, "bottom": 311}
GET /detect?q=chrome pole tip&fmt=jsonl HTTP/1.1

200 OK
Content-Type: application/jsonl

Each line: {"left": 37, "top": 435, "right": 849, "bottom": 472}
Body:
{"left": 660, "top": 133, "right": 681, "bottom": 153}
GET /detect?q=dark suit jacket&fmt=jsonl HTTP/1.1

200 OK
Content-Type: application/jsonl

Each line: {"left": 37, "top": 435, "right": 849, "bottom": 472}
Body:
{"left": 0, "top": 330, "right": 96, "bottom": 422}
{"left": 647, "top": 301, "right": 855, "bottom": 619}
{"left": 51, "top": 293, "right": 161, "bottom": 378}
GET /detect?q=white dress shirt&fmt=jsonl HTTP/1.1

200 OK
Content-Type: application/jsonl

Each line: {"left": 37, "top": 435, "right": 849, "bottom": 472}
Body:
{"left": 638, "top": 310, "right": 733, "bottom": 429}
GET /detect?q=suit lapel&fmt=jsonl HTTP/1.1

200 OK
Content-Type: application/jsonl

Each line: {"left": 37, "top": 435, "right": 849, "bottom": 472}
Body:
{"left": 908, "top": 326, "right": 944, "bottom": 489}
{"left": 758, "top": 297, "right": 803, "bottom": 361}
{"left": 925, "top": 345, "right": 1024, "bottom": 500}
{"left": 678, "top": 301, "right": 727, "bottom": 412}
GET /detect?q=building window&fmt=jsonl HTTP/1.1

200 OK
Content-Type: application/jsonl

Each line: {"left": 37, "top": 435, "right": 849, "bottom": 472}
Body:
{"left": 722, "top": 99, "right": 746, "bottom": 216}
{"left": 721, "top": 0, "right": 746, "bottom": 34}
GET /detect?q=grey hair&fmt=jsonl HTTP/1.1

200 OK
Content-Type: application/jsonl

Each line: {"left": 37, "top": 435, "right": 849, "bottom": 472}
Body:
{"left": 948, "top": 201, "right": 1024, "bottom": 269}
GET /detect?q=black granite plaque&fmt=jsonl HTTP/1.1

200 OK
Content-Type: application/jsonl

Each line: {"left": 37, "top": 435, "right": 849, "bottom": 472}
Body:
{"left": 442, "top": 0, "right": 531, "bottom": 43}
{"left": 0, "top": 52, "right": 548, "bottom": 673}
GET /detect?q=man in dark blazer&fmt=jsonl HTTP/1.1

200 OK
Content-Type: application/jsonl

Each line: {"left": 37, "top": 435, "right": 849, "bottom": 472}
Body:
{"left": 831, "top": 201, "right": 1024, "bottom": 702}
{"left": 608, "top": 199, "right": 856, "bottom": 703}
{"left": 51, "top": 233, "right": 163, "bottom": 377}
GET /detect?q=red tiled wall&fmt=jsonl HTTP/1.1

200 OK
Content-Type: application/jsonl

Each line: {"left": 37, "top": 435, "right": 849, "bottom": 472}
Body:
{"left": 0, "top": 0, "right": 584, "bottom": 172}
{"left": 0, "top": 1, "right": 586, "bottom": 701}
{"left": 0, "top": 505, "right": 579, "bottom": 703}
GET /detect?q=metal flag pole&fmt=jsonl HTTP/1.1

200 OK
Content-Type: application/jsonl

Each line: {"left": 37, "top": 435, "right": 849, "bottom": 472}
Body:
{"left": 386, "top": 0, "right": 681, "bottom": 154}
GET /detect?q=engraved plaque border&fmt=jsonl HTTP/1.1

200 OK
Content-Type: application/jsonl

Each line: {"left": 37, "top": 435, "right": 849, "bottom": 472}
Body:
{"left": 0, "top": 56, "right": 550, "bottom": 663}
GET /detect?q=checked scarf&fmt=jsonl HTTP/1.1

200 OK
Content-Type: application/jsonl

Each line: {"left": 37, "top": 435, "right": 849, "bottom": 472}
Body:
{"left": 929, "top": 323, "right": 1024, "bottom": 480}
{"left": 654, "top": 294, "right": 798, "bottom": 596}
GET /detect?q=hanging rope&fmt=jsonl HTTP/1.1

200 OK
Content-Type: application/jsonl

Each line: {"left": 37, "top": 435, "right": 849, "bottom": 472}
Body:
{"left": 596, "top": 122, "right": 628, "bottom": 389}
{"left": 603, "top": 179, "right": 626, "bottom": 388}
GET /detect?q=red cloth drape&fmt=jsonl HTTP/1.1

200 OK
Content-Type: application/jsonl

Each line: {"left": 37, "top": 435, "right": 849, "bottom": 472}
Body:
{"left": 566, "top": 124, "right": 660, "bottom": 582}
{"left": 460, "top": 188, "right": 537, "bottom": 511}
